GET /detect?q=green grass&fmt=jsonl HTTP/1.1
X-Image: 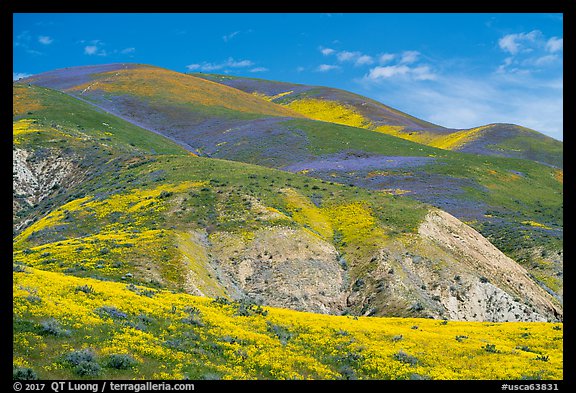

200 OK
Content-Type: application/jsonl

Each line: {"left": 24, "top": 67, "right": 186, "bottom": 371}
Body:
{"left": 282, "top": 119, "right": 442, "bottom": 156}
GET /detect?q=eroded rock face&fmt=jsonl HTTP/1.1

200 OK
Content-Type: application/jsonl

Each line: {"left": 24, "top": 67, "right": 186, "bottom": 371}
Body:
{"left": 13, "top": 147, "right": 84, "bottom": 232}
{"left": 416, "top": 210, "right": 562, "bottom": 321}
{"left": 208, "top": 227, "right": 347, "bottom": 314}
{"left": 171, "top": 209, "right": 561, "bottom": 322}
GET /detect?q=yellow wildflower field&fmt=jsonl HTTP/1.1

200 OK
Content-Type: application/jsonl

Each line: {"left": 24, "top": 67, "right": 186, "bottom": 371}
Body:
{"left": 14, "top": 266, "right": 562, "bottom": 380}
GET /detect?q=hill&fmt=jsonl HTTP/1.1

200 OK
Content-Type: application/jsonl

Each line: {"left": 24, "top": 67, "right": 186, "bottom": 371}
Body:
{"left": 22, "top": 64, "right": 563, "bottom": 301}
{"left": 195, "top": 73, "right": 562, "bottom": 168}
{"left": 13, "top": 83, "right": 561, "bottom": 322}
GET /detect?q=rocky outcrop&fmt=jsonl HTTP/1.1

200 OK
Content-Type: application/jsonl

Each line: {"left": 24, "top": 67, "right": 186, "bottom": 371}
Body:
{"left": 418, "top": 209, "right": 562, "bottom": 321}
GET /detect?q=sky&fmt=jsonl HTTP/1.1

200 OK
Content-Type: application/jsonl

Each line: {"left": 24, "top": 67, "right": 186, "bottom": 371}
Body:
{"left": 13, "top": 13, "right": 563, "bottom": 140}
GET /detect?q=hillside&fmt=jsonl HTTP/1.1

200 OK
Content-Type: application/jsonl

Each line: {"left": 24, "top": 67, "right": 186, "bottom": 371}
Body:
{"left": 21, "top": 64, "right": 563, "bottom": 301}
{"left": 195, "top": 73, "right": 562, "bottom": 168}
{"left": 13, "top": 83, "right": 561, "bottom": 321}
{"left": 12, "top": 75, "right": 564, "bottom": 379}
{"left": 14, "top": 266, "right": 563, "bottom": 380}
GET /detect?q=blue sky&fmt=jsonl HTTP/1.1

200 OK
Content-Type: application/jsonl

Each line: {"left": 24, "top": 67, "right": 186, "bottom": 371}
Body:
{"left": 13, "top": 13, "right": 563, "bottom": 140}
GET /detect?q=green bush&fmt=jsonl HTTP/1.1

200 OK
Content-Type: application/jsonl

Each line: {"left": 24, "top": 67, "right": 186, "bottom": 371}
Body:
{"left": 13, "top": 366, "right": 39, "bottom": 380}
{"left": 105, "top": 354, "right": 138, "bottom": 370}
{"left": 393, "top": 350, "right": 420, "bottom": 366}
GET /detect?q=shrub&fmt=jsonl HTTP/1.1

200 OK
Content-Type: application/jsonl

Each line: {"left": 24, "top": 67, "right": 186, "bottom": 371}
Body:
{"left": 535, "top": 354, "right": 549, "bottom": 362}
{"left": 235, "top": 299, "right": 268, "bottom": 317}
{"left": 552, "top": 325, "right": 562, "bottom": 331}
{"left": 26, "top": 294, "right": 42, "bottom": 304}
{"left": 74, "top": 361, "right": 102, "bottom": 377}
{"left": 455, "top": 335, "right": 468, "bottom": 342}
{"left": 66, "top": 348, "right": 97, "bottom": 366}
{"left": 75, "top": 284, "right": 96, "bottom": 295}
{"left": 13, "top": 264, "right": 27, "bottom": 273}
{"left": 393, "top": 350, "right": 420, "bottom": 366}
{"left": 96, "top": 306, "right": 128, "bottom": 320}
{"left": 392, "top": 335, "right": 403, "bottom": 342}
{"left": 482, "top": 344, "right": 500, "bottom": 353}
{"left": 105, "top": 354, "right": 137, "bottom": 370}
{"left": 41, "top": 319, "right": 71, "bottom": 337}
{"left": 182, "top": 306, "right": 204, "bottom": 327}
{"left": 13, "top": 366, "right": 39, "bottom": 380}
{"left": 480, "top": 276, "right": 490, "bottom": 284}
{"left": 266, "top": 321, "right": 293, "bottom": 345}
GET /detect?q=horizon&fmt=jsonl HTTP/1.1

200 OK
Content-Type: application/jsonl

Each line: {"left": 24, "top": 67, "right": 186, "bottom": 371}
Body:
{"left": 13, "top": 13, "right": 563, "bottom": 140}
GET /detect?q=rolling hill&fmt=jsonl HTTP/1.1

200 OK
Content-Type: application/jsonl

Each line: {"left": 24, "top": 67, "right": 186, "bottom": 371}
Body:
{"left": 13, "top": 65, "right": 563, "bottom": 379}
{"left": 22, "top": 64, "right": 563, "bottom": 301}
{"left": 195, "top": 73, "right": 563, "bottom": 168}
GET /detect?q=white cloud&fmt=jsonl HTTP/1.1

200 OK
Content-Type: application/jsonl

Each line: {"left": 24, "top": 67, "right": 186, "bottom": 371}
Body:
{"left": 227, "top": 59, "right": 254, "bottom": 67}
{"left": 358, "top": 72, "right": 562, "bottom": 140}
{"left": 545, "top": 37, "right": 563, "bottom": 53}
{"left": 400, "top": 50, "right": 420, "bottom": 64}
{"left": 38, "top": 35, "right": 53, "bottom": 45}
{"left": 379, "top": 53, "right": 395, "bottom": 64}
{"left": 223, "top": 31, "right": 240, "bottom": 42}
{"left": 13, "top": 72, "right": 32, "bottom": 81}
{"left": 411, "top": 65, "right": 437, "bottom": 81}
{"left": 185, "top": 58, "right": 257, "bottom": 72}
{"left": 336, "top": 50, "right": 360, "bottom": 62}
{"left": 250, "top": 67, "right": 268, "bottom": 73}
{"left": 320, "top": 47, "right": 335, "bottom": 56}
{"left": 366, "top": 65, "right": 410, "bottom": 79}
{"left": 84, "top": 45, "right": 98, "bottom": 55}
{"left": 296, "top": 66, "right": 305, "bottom": 72}
{"left": 355, "top": 55, "right": 374, "bottom": 66}
{"left": 364, "top": 64, "right": 436, "bottom": 82}
{"left": 498, "top": 30, "right": 542, "bottom": 55}
{"left": 120, "top": 47, "right": 136, "bottom": 54}
{"left": 316, "top": 64, "right": 340, "bottom": 72}
{"left": 497, "top": 31, "right": 562, "bottom": 74}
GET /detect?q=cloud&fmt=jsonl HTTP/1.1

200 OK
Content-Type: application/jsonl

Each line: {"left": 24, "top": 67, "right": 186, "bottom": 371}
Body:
{"left": 296, "top": 66, "right": 305, "bottom": 72}
{"left": 250, "top": 67, "right": 268, "bottom": 73}
{"left": 497, "top": 31, "right": 562, "bottom": 74}
{"left": 38, "top": 35, "right": 53, "bottom": 45}
{"left": 366, "top": 65, "right": 410, "bottom": 79}
{"left": 358, "top": 72, "right": 562, "bottom": 140}
{"left": 316, "top": 64, "right": 340, "bottom": 72}
{"left": 84, "top": 45, "right": 99, "bottom": 55}
{"left": 400, "top": 50, "right": 420, "bottom": 64}
{"left": 14, "top": 31, "right": 44, "bottom": 55}
{"left": 320, "top": 47, "right": 336, "bottom": 56}
{"left": 498, "top": 30, "right": 542, "bottom": 55}
{"left": 186, "top": 58, "right": 257, "bottom": 72}
{"left": 355, "top": 55, "right": 374, "bottom": 66}
{"left": 364, "top": 63, "right": 436, "bottom": 82}
{"left": 223, "top": 31, "right": 240, "bottom": 42}
{"left": 120, "top": 47, "right": 136, "bottom": 54}
{"left": 545, "top": 37, "right": 563, "bottom": 53}
{"left": 379, "top": 53, "right": 395, "bottom": 64}
{"left": 13, "top": 72, "right": 32, "bottom": 81}
{"left": 336, "top": 50, "right": 360, "bottom": 62}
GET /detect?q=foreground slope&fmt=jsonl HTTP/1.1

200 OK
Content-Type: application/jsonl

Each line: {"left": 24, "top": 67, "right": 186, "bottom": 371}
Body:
{"left": 13, "top": 266, "right": 563, "bottom": 380}
{"left": 22, "top": 65, "right": 563, "bottom": 300}
{"left": 12, "top": 83, "right": 561, "bottom": 322}
{"left": 195, "top": 73, "right": 562, "bottom": 168}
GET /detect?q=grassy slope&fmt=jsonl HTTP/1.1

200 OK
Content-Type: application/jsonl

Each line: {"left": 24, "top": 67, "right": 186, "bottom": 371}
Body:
{"left": 20, "top": 67, "right": 563, "bottom": 297}
{"left": 13, "top": 84, "right": 563, "bottom": 380}
{"left": 14, "top": 266, "right": 562, "bottom": 380}
{"left": 195, "top": 73, "right": 562, "bottom": 168}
